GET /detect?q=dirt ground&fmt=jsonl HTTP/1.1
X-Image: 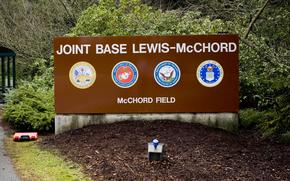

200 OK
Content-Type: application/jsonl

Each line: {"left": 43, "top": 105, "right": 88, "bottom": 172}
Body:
{"left": 41, "top": 121, "right": 290, "bottom": 180}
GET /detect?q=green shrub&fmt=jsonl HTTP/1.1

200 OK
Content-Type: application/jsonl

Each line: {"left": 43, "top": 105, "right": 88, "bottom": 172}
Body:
{"left": 239, "top": 109, "right": 265, "bottom": 129}
{"left": 4, "top": 59, "right": 54, "bottom": 132}
{"left": 240, "top": 106, "right": 290, "bottom": 142}
{"left": 4, "top": 0, "right": 289, "bottom": 139}
{"left": 259, "top": 105, "right": 290, "bottom": 139}
{"left": 70, "top": 0, "right": 228, "bottom": 36}
{"left": 281, "top": 131, "right": 290, "bottom": 143}
{"left": 72, "top": 0, "right": 290, "bottom": 141}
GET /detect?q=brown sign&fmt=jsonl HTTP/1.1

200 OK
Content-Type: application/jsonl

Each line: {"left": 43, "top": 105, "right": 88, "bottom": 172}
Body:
{"left": 54, "top": 35, "right": 239, "bottom": 114}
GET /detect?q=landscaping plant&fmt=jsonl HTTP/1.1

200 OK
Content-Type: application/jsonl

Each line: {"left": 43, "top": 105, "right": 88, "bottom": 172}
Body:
{"left": 2, "top": 0, "right": 289, "bottom": 140}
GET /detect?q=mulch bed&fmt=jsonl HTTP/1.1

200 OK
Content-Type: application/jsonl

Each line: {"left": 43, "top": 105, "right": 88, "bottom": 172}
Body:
{"left": 41, "top": 121, "right": 290, "bottom": 180}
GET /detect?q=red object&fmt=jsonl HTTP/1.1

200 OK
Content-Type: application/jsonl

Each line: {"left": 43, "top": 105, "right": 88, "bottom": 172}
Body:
{"left": 13, "top": 132, "right": 38, "bottom": 141}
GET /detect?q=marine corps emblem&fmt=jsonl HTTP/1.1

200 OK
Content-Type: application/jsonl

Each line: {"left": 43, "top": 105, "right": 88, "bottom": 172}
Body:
{"left": 112, "top": 61, "right": 138, "bottom": 88}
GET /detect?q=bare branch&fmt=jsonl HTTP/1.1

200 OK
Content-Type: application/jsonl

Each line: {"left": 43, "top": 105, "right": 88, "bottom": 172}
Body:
{"left": 243, "top": 0, "right": 270, "bottom": 39}
{"left": 58, "top": 0, "right": 76, "bottom": 25}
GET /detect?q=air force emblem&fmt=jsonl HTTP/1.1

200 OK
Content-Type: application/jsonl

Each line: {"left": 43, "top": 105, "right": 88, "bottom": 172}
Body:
{"left": 197, "top": 60, "right": 224, "bottom": 87}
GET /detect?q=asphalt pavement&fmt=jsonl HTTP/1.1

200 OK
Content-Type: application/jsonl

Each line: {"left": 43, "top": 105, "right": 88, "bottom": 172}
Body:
{"left": 0, "top": 124, "right": 20, "bottom": 181}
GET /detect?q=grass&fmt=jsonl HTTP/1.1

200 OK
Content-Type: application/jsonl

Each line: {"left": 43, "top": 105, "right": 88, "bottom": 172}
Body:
{"left": 4, "top": 137, "right": 90, "bottom": 181}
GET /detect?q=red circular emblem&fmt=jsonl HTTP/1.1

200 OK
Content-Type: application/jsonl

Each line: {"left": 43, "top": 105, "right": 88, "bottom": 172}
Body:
{"left": 116, "top": 66, "right": 134, "bottom": 84}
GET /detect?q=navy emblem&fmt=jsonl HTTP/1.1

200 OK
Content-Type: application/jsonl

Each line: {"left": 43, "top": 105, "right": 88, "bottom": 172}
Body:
{"left": 154, "top": 61, "right": 181, "bottom": 88}
{"left": 196, "top": 60, "right": 224, "bottom": 87}
{"left": 112, "top": 61, "right": 138, "bottom": 88}
{"left": 69, "top": 61, "right": 96, "bottom": 89}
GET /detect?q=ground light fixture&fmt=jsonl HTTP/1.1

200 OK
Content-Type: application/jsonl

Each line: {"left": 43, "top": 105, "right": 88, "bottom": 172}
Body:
{"left": 13, "top": 132, "right": 38, "bottom": 141}
{"left": 148, "top": 138, "right": 164, "bottom": 161}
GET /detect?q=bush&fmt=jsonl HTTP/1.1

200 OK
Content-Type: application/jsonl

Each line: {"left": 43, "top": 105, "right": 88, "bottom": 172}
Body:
{"left": 259, "top": 105, "right": 290, "bottom": 139}
{"left": 4, "top": 0, "right": 289, "bottom": 139}
{"left": 239, "top": 109, "right": 264, "bottom": 129}
{"left": 70, "top": 0, "right": 228, "bottom": 36}
{"left": 240, "top": 106, "right": 290, "bottom": 142}
{"left": 72, "top": 0, "right": 290, "bottom": 141}
{"left": 4, "top": 59, "right": 54, "bottom": 132}
{"left": 281, "top": 131, "right": 290, "bottom": 143}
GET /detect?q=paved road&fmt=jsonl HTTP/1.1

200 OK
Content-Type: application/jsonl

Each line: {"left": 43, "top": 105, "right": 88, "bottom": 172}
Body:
{"left": 0, "top": 125, "right": 20, "bottom": 181}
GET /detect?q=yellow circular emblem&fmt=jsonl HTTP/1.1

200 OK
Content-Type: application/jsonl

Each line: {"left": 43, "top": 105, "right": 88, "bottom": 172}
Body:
{"left": 69, "top": 61, "right": 96, "bottom": 89}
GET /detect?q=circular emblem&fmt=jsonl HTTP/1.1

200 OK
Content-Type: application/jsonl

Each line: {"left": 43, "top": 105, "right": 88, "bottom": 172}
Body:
{"left": 111, "top": 61, "right": 138, "bottom": 88}
{"left": 69, "top": 61, "right": 96, "bottom": 89}
{"left": 196, "top": 60, "right": 224, "bottom": 87}
{"left": 154, "top": 61, "right": 181, "bottom": 88}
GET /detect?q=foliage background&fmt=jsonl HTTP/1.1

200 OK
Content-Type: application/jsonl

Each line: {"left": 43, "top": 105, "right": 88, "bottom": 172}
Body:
{"left": 1, "top": 0, "right": 289, "bottom": 140}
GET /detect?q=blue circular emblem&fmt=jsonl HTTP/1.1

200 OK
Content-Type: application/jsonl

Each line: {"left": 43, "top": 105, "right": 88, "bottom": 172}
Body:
{"left": 196, "top": 60, "right": 224, "bottom": 87}
{"left": 154, "top": 61, "right": 181, "bottom": 88}
{"left": 112, "top": 61, "right": 138, "bottom": 88}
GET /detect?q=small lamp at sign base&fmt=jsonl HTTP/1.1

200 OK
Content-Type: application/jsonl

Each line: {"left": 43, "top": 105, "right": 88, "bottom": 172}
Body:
{"left": 148, "top": 139, "right": 164, "bottom": 161}
{"left": 13, "top": 132, "right": 38, "bottom": 141}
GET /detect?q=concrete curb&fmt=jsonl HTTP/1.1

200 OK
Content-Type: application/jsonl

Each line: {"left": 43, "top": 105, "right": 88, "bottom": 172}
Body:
{"left": 55, "top": 113, "right": 238, "bottom": 134}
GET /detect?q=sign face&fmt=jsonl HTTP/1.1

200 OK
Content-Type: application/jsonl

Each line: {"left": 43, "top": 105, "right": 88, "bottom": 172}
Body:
{"left": 54, "top": 35, "right": 239, "bottom": 114}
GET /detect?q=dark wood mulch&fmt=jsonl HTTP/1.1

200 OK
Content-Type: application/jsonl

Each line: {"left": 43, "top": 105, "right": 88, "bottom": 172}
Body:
{"left": 41, "top": 121, "right": 290, "bottom": 180}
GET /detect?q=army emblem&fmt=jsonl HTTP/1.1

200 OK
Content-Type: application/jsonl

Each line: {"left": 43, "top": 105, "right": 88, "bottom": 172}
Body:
{"left": 154, "top": 61, "right": 180, "bottom": 88}
{"left": 69, "top": 61, "right": 96, "bottom": 89}
{"left": 112, "top": 61, "right": 138, "bottom": 88}
{"left": 197, "top": 60, "right": 224, "bottom": 87}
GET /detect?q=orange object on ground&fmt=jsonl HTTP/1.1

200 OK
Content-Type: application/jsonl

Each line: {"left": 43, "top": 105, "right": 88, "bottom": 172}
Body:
{"left": 13, "top": 132, "right": 38, "bottom": 141}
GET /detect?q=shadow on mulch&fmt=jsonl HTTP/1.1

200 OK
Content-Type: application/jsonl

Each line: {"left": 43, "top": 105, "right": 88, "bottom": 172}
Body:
{"left": 41, "top": 121, "right": 290, "bottom": 180}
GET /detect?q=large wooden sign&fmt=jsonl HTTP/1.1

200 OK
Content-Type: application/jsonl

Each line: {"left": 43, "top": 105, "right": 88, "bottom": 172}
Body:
{"left": 54, "top": 35, "right": 239, "bottom": 114}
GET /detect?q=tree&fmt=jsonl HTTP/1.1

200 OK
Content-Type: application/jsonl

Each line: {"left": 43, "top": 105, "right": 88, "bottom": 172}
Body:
{"left": 0, "top": 0, "right": 99, "bottom": 79}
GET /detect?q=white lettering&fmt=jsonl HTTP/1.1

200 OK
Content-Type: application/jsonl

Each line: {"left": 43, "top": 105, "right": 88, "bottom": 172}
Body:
{"left": 147, "top": 43, "right": 159, "bottom": 53}
{"left": 220, "top": 43, "right": 228, "bottom": 52}
{"left": 229, "top": 42, "right": 237, "bottom": 52}
{"left": 133, "top": 43, "right": 170, "bottom": 54}
{"left": 176, "top": 42, "right": 237, "bottom": 53}
{"left": 95, "top": 44, "right": 104, "bottom": 54}
{"left": 56, "top": 44, "right": 91, "bottom": 55}
{"left": 95, "top": 44, "right": 127, "bottom": 54}
{"left": 193, "top": 43, "right": 202, "bottom": 53}
{"left": 155, "top": 97, "right": 175, "bottom": 103}
{"left": 211, "top": 42, "right": 220, "bottom": 53}
{"left": 203, "top": 43, "right": 211, "bottom": 53}
{"left": 139, "top": 43, "right": 147, "bottom": 53}
{"left": 117, "top": 97, "right": 154, "bottom": 104}
{"left": 186, "top": 45, "right": 193, "bottom": 53}
{"left": 176, "top": 43, "right": 186, "bottom": 53}
{"left": 161, "top": 43, "right": 170, "bottom": 53}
